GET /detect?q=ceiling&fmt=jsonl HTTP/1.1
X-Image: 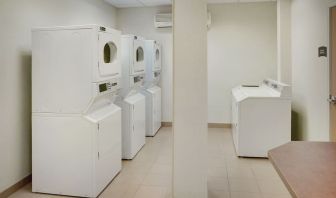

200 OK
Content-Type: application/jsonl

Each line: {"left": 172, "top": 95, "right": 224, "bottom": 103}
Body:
{"left": 105, "top": 0, "right": 276, "bottom": 8}
{"left": 104, "top": 0, "right": 171, "bottom": 8}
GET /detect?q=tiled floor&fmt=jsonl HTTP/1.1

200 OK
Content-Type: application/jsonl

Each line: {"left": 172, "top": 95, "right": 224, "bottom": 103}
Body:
{"left": 9, "top": 127, "right": 291, "bottom": 198}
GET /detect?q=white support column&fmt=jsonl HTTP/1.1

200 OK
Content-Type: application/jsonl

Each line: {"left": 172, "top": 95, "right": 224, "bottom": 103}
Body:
{"left": 172, "top": 0, "right": 208, "bottom": 198}
{"left": 277, "top": 0, "right": 292, "bottom": 84}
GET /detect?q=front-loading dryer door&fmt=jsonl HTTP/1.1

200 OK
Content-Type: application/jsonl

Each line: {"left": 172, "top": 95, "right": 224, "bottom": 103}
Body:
{"left": 153, "top": 44, "right": 162, "bottom": 71}
{"left": 98, "top": 32, "right": 121, "bottom": 77}
{"left": 132, "top": 40, "right": 145, "bottom": 74}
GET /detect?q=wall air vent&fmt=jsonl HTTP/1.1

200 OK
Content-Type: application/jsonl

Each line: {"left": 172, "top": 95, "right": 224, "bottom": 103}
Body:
{"left": 154, "top": 13, "right": 172, "bottom": 29}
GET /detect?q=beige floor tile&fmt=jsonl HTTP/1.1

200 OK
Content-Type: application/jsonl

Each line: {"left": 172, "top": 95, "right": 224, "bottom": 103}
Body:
{"left": 208, "top": 189, "right": 230, "bottom": 198}
{"left": 121, "top": 162, "right": 153, "bottom": 175}
{"left": 257, "top": 179, "right": 290, "bottom": 195}
{"left": 133, "top": 185, "right": 167, "bottom": 198}
{"left": 229, "top": 178, "right": 260, "bottom": 193}
{"left": 9, "top": 184, "right": 62, "bottom": 198}
{"left": 252, "top": 164, "right": 280, "bottom": 180}
{"left": 230, "top": 192, "right": 263, "bottom": 198}
{"left": 208, "top": 177, "right": 230, "bottom": 191}
{"left": 100, "top": 182, "right": 140, "bottom": 198}
{"left": 208, "top": 155, "right": 226, "bottom": 168}
{"left": 142, "top": 173, "right": 171, "bottom": 186}
{"left": 227, "top": 165, "right": 254, "bottom": 179}
{"left": 149, "top": 163, "right": 172, "bottom": 175}
{"left": 112, "top": 171, "right": 147, "bottom": 185}
{"left": 208, "top": 166, "right": 228, "bottom": 178}
{"left": 262, "top": 193, "right": 293, "bottom": 198}
{"left": 122, "top": 184, "right": 141, "bottom": 198}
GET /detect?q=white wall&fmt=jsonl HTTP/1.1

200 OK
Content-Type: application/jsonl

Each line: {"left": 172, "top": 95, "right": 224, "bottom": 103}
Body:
{"left": 291, "top": 0, "right": 336, "bottom": 141}
{"left": 207, "top": 2, "right": 277, "bottom": 123}
{"left": 116, "top": 6, "right": 173, "bottom": 122}
{"left": 173, "top": 0, "right": 208, "bottom": 197}
{"left": 277, "top": 0, "right": 292, "bottom": 84}
{"left": 0, "top": 0, "right": 117, "bottom": 192}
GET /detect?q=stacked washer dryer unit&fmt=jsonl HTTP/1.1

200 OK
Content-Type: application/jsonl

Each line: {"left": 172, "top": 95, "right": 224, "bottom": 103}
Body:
{"left": 32, "top": 25, "right": 122, "bottom": 198}
{"left": 118, "top": 35, "right": 146, "bottom": 160}
{"left": 143, "top": 40, "right": 162, "bottom": 137}
{"left": 231, "top": 79, "right": 291, "bottom": 158}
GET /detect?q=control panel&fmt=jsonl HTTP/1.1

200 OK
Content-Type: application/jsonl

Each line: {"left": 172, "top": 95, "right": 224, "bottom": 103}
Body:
{"left": 97, "top": 79, "right": 121, "bottom": 94}
{"left": 130, "top": 74, "right": 145, "bottom": 88}
{"left": 262, "top": 79, "right": 291, "bottom": 98}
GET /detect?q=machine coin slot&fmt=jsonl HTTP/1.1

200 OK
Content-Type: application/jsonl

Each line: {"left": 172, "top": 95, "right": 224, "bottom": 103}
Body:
{"left": 134, "top": 76, "right": 141, "bottom": 83}
{"left": 100, "top": 27, "right": 106, "bottom": 32}
{"left": 99, "top": 83, "right": 108, "bottom": 93}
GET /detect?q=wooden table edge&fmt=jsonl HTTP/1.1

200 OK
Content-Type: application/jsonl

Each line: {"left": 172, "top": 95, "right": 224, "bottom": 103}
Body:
{"left": 268, "top": 150, "right": 297, "bottom": 198}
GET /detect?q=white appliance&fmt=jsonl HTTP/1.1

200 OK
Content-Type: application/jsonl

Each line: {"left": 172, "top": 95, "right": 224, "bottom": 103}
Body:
{"left": 117, "top": 35, "right": 146, "bottom": 159}
{"left": 32, "top": 25, "right": 122, "bottom": 198}
{"left": 142, "top": 40, "right": 162, "bottom": 136}
{"left": 231, "top": 79, "right": 291, "bottom": 158}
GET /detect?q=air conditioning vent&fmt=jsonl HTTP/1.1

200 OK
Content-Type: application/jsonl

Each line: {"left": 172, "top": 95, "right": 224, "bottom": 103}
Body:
{"left": 154, "top": 13, "right": 172, "bottom": 29}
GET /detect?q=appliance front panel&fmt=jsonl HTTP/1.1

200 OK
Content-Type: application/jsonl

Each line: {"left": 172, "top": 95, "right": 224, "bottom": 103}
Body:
{"left": 133, "top": 39, "right": 145, "bottom": 74}
{"left": 98, "top": 31, "right": 121, "bottom": 78}
{"left": 132, "top": 95, "right": 146, "bottom": 155}
{"left": 96, "top": 105, "right": 121, "bottom": 194}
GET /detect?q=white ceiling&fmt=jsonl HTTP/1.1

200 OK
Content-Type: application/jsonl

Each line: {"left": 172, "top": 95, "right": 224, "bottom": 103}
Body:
{"left": 105, "top": 0, "right": 276, "bottom": 8}
{"left": 208, "top": 0, "right": 276, "bottom": 3}
{"left": 104, "top": 0, "right": 171, "bottom": 8}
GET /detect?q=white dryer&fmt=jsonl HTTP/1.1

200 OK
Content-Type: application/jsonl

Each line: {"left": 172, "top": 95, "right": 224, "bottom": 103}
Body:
{"left": 231, "top": 79, "right": 291, "bottom": 158}
{"left": 32, "top": 25, "right": 122, "bottom": 198}
{"left": 143, "top": 40, "right": 162, "bottom": 136}
{"left": 117, "top": 35, "right": 146, "bottom": 159}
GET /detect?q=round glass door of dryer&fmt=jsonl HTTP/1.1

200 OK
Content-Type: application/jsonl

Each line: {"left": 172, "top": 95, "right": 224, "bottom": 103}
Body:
{"left": 153, "top": 44, "right": 161, "bottom": 70}
{"left": 104, "top": 42, "right": 117, "bottom": 64}
{"left": 133, "top": 40, "right": 145, "bottom": 74}
{"left": 136, "top": 47, "right": 144, "bottom": 62}
{"left": 98, "top": 31, "right": 121, "bottom": 78}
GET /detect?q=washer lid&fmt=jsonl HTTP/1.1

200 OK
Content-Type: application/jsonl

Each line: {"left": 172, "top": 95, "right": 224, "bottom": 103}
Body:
{"left": 232, "top": 85, "right": 279, "bottom": 102}
{"left": 147, "top": 86, "right": 161, "bottom": 94}
{"left": 85, "top": 103, "right": 121, "bottom": 123}
{"left": 124, "top": 93, "right": 145, "bottom": 105}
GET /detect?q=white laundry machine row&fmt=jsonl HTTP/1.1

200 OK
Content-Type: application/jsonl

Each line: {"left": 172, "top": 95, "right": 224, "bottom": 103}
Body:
{"left": 231, "top": 79, "right": 291, "bottom": 158}
{"left": 117, "top": 35, "right": 146, "bottom": 160}
{"left": 143, "top": 40, "right": 162, "bottom": 137}
{"left": 32, "top": 25, "right": 122, "bottom": 198}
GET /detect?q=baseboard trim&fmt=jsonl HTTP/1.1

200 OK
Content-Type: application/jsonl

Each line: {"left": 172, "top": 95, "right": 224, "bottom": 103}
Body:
{"left": 0, "top": 175, "right": 31, "bottom": 198}
{"left": 208, "top": 123, "right": 232, "bottom": 128}
{"left": 162, "top": 122, "right": 231, "bottom": 129}
{"left": 161, "top": 122, "right": 172, "bottom": 127}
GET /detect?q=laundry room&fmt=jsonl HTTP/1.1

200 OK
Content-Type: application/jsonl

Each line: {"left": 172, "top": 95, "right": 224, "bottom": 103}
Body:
{"left": 1, "top": 0, "right": 336, "bottom": 198}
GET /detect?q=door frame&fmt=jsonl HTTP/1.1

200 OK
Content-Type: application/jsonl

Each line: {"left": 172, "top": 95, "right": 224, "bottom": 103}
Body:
{"left": 329, "top": 2, "right": 336, "bottom": 141}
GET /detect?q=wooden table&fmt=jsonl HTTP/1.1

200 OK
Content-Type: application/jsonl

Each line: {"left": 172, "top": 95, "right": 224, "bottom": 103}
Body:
{"left": 268, "top": 142, "right": 336, "bottom": 198}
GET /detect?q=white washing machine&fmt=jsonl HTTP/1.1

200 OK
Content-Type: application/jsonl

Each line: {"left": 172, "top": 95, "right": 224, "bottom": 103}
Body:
{"left": 143, "top": 40, "right": 162, "bottom": 137}
{"left": 117, "top": 35, "right": 146, "bottom": 159}
{"left": 231, "top": 79, "right": 291, "bottom": 158}
{"left": 32, "top": 25, "right": 122, "bottom": 197}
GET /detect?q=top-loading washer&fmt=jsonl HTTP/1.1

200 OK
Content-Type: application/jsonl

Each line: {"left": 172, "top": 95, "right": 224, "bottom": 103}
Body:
{"left": 231, "top": 79, "right": 291, "bottom": 157}
{"left": 32, "top": 25, "right": 122, "bottom": 198}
